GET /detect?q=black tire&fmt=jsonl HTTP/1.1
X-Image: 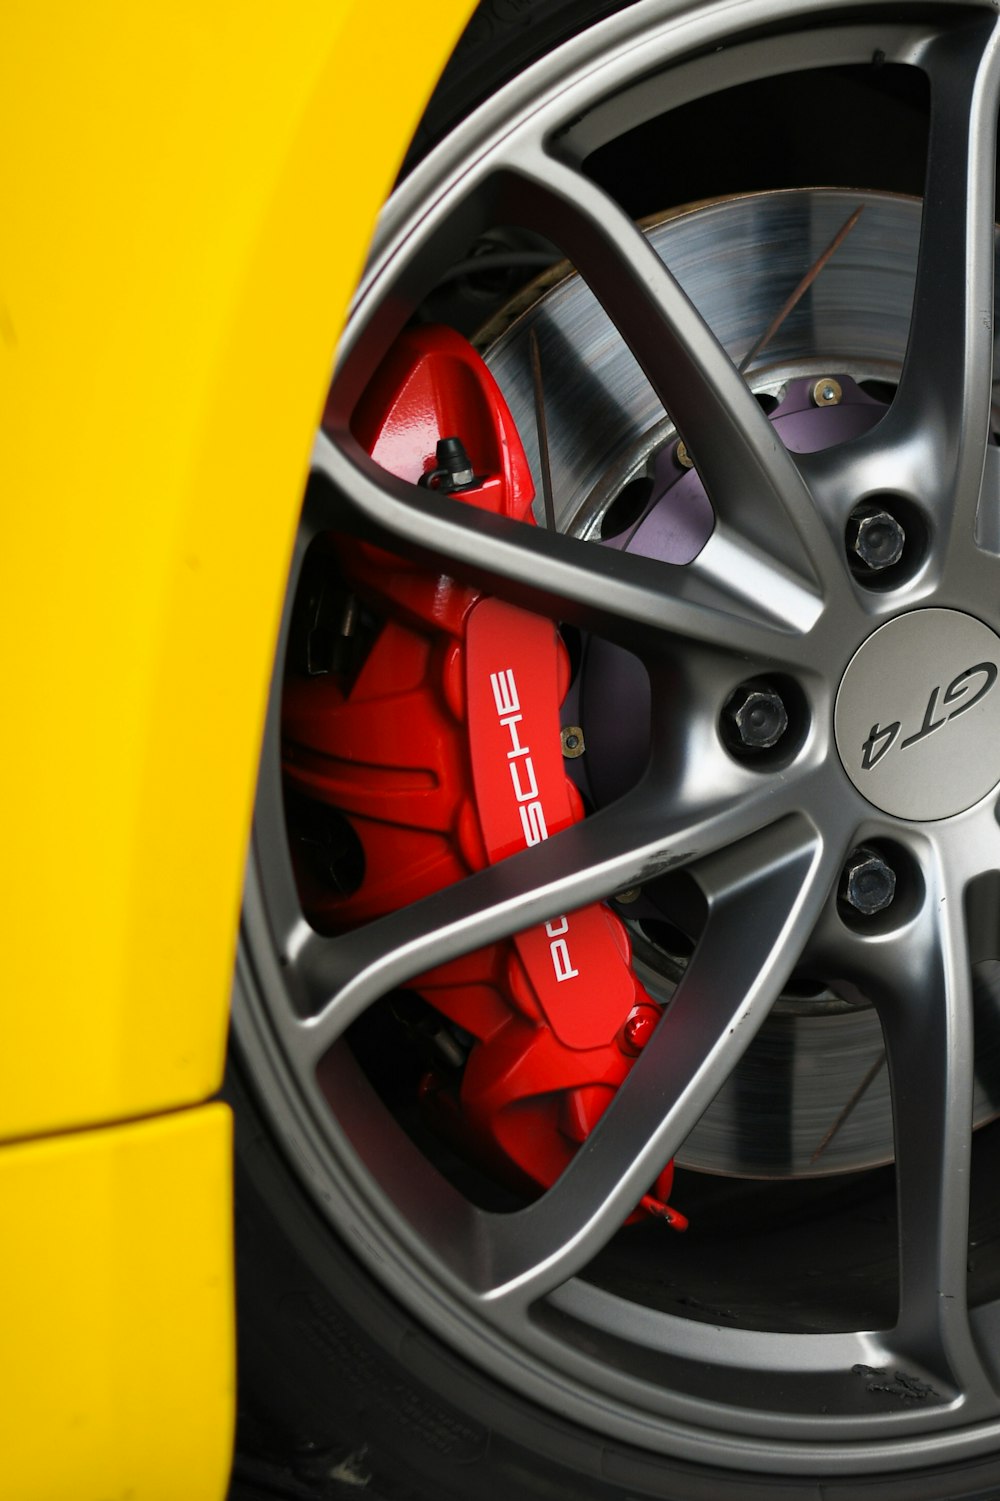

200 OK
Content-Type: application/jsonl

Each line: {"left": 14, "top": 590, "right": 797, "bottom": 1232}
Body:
{"left": 399, "top": 0, "right": 637, "bottom": 174}
{"left": 230, "top": 2, "right": 1000, "bottom": 1497}
{"left": 228, "top": 1059, "right": 1000, "bottom": 1501}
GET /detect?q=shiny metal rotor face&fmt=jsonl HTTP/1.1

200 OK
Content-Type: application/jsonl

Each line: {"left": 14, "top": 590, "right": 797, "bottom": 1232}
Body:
{"left": 483, "top": 189, "right": 1000, "bottom": 1179}
{"left": 235, "top": 0, "right": 1000, "bottom": 1481}
{"left": 483, "top": 190, "right": 929, "bottom": 538}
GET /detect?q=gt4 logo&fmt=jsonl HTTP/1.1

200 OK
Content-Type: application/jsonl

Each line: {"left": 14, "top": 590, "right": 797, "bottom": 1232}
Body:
{"left": 861, "top": 661, "right": 998, "bottom": 770}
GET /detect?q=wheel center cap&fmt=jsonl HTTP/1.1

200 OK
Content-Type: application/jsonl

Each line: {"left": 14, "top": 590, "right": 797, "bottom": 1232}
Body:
{"left": 835, "top": 609, "right": 1000, "bottom": 821}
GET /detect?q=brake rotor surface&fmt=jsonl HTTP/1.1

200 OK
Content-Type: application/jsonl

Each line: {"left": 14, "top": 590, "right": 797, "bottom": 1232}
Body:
{"left": 480, "top": 186, "right": 1000, "bottom": 1177}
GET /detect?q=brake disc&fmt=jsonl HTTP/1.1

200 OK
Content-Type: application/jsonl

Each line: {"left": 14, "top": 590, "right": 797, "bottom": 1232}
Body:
{"left": 283, "top": 186, "right": 1000, "bottom": 1190}
{"left": 480, "top": 185, "right": 1000, "bottom": 1177}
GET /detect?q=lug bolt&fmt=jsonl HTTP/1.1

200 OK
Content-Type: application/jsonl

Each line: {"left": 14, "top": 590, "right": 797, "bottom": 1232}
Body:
{"left": 723, "top": 684, "right": 789, "bottom": 751}
{"left": 622, "top": 1003, "right": 661, "bottom": 1055}
{"left": 812, "top": 376, "right": 843, "bottom": 407}
{"left": 561, "top": 725, "right": 585, "bottom": 758}
{"left": 839, "top": 847, "right": 896, "bottom": 916}
{"left": 846, "top": 503, "right": 906, "bottom": 572}
{"left": 675, "top": 439, "right": 694, "bottom": 469}
{"left": 615, "top": 886, "right": 642, "bottom": 904}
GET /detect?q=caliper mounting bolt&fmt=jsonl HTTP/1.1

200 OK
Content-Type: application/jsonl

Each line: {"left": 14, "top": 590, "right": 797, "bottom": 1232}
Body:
{"left": 840, "top": 847, "right": 897, "bottom": 916}
{"left": 561, "top": 725, "right": 585, "bottom": 758}
{"left": 723, "top": 684, "right": 789, "bottom": 751}
{"left": 847, "top": 503, "right": 906, "bottom": 572}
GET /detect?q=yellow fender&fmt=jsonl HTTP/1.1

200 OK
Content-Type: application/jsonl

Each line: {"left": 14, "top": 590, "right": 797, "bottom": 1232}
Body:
{"left": 0, "top": 3, "right": 474, "bottom": 1495}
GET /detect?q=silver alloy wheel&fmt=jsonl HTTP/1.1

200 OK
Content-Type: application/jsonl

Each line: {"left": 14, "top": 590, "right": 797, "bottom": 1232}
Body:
{"left": 480, "top": 185, "right": 1000, "bottom": 1180}
{"left": 235, "top": 0, "right": 1000, "bottom": 1480}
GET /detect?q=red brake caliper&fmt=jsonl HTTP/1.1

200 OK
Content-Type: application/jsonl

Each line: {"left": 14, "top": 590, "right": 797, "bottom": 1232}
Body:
{"left": 283, "top": 325, "right": 685, "bottom": 1228}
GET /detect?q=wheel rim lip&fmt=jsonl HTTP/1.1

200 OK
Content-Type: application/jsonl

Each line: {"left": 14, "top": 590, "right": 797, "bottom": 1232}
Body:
{"left": 234, "top": 0, "right": 1000, "bottom": 1477}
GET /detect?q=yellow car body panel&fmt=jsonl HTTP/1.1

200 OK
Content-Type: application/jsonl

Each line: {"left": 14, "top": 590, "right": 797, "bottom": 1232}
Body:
{"left": 0, "top": 1107, "right": 234, "bottom": 1501}
{"left": 1, "top": 0, "right": 473, "bottom": 1140}
{"left": 1, "top": 1, "right": 473, "bottom": 1495}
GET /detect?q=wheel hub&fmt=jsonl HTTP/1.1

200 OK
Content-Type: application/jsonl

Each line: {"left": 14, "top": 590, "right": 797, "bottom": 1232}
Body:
{"left": 836, "top": 609, "right": 1000, "bottom": 819}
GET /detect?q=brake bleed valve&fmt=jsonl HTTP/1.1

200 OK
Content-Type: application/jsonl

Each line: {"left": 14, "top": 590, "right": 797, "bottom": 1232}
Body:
{"left": 419, "top": 436, "right": 480, "bottom": 492}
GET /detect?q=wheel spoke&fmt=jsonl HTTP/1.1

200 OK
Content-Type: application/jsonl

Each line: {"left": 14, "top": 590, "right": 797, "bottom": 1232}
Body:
{"left": 867, "top": 861, "right": 993, "bottom": 1403}
{"left": 495, "top": 148, "right": 844, "bottom": 596}
{"left": 309, "top": 431, "right": 823, "bottom": 663}
{"left": 460, "top": 816, "right": 834, "bottom": 1305}
{"left": 288, "top": 777, "right": 812, "bottom": 1066}
{"left": 806, "top": 16, "right": 1000, "bottom": 557}
{"left": 904, "top": 18, "right": 1000, "bottom": 556}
